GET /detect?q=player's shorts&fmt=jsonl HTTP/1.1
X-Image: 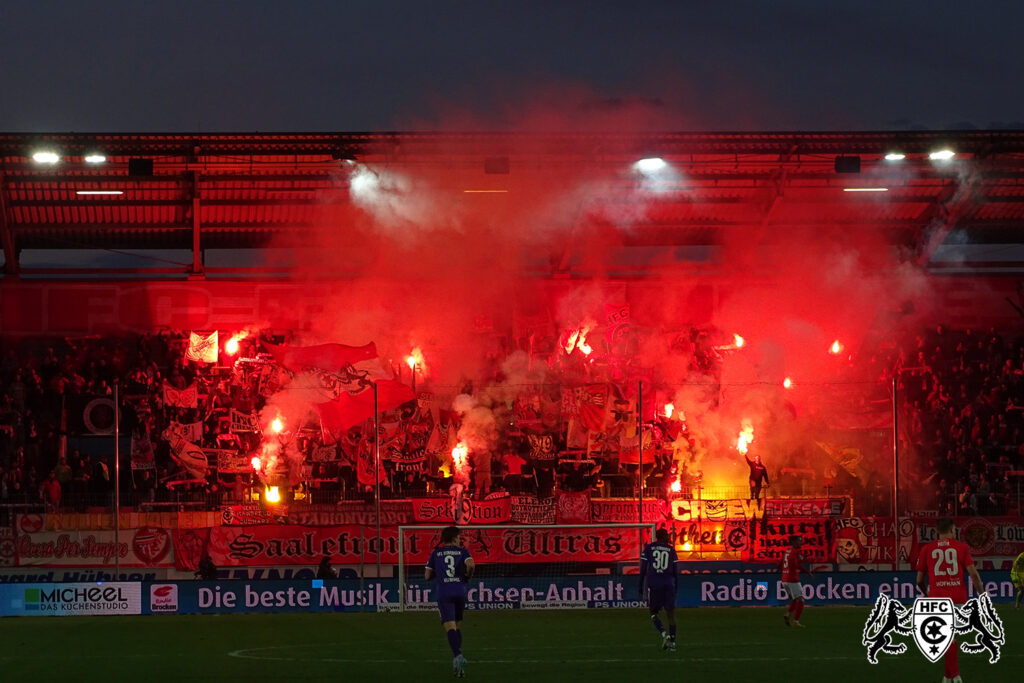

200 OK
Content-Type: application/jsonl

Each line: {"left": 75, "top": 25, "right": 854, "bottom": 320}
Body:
{"left": 647, "top": 584, "right": 677, "bottom": 612}
{"left": 437, "top": 595, "right": 465, "bottom": 623}
{"left": 783, "top": 582, "right": 804, "bottom": 600}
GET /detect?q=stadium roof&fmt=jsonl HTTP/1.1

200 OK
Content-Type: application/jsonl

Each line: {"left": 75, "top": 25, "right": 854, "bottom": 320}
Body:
{"left": 2, "top": 131, "right": 1023, "bottom": 279}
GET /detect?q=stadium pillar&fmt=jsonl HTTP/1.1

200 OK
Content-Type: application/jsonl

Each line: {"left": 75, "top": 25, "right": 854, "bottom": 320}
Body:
{"left": 373, "top": 383, "right": 381, "bottom": 579}
{"left": 114, "top": 382, "right": 120, "bottom": 578}
{"left": 637, "top": 380, "right": 644, "bottom": 556}
{"left": 892, "top": 376, "right": 899, "bottom": 570}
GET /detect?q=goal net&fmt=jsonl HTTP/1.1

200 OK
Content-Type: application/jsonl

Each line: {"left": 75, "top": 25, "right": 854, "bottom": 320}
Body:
{"left": 397, "top": 523, "right": 655, "bottom": 612}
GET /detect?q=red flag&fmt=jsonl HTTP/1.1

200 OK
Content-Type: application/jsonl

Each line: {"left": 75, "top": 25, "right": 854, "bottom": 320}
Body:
{"left": 315, "top": 380, "right": 415, "bottom": 435}
{"left": 265, "top": 342, "right": 377, "bottom": 372}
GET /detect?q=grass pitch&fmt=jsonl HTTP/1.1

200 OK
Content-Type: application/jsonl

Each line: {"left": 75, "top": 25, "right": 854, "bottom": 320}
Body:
{"left": 1, "top": 605, "right": 1018, "bottom": 682}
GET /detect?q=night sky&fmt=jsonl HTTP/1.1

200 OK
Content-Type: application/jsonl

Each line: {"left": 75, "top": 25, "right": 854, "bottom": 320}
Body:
{"left": 2, "top": 1, "right": 1023, "bottom": 133}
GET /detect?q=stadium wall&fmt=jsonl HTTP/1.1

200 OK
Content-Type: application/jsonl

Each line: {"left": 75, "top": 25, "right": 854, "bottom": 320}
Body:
{"left": 0, "top": 277, "right": 1020, "bottom": 336}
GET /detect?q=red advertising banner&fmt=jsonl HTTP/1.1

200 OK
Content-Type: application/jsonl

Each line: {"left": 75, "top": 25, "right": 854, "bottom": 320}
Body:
{"left": 15, "top": 527, "right": 176, "bottom": 568}
{"left": 764, "top": 498, "right": 847, "bottom": 518}
{"left": 671, "top": 498, "right": 848, "bottom": 522}
{"left": 836, "top": 516, "right": 1024, "bottom": 569}
{"left": 411, "top": 496, "right": 512, "bottom": 525}
{"left": 509, "top": 496, "right": 556, "bottom": 524}
{"left": 221, "top": 505, "right": 282, "bottom": 526}
{"left": 285, "top": 502, "right": 414, "bottom": 526}
{"left": 591, "top": 498, "right": 670, "bottom": 523}
{"left": 556, "top": 490, "right": 592, "bottom": 524}
{"left": 834, "top": 517, "right": 917, "bottom": 568}
{"left": 171, "top": 527, "right": 210, "bottom": 572}
{"left": 740, "top": 518, "right": 836, "bottom": 564}
{"left": 201, "top": 524, "right": 645, "bottom": 566}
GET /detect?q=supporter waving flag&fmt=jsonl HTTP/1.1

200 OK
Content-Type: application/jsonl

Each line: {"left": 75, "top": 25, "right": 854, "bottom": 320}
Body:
{"left": 266, "top": 340, "right": 414, "bottom": 436}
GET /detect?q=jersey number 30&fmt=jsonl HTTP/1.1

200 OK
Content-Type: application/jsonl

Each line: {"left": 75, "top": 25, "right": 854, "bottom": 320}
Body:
{"left": 652, "top": 548, "right": 670, "bottom": 571}
{"left": 931, "top": 547, "right": 958, "bottom": 576}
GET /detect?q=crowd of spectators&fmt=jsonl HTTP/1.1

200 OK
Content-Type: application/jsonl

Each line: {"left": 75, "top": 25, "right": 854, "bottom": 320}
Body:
{"left": 0, "top": 324, "right": 1022, "bottom": 517}
{"left": 892, "top": 325, "right": 1024, "bottom": 516}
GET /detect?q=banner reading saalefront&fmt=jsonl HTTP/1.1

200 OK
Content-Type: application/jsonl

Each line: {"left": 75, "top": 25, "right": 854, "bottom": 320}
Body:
{"left": 202, "top": 525, "right": 645, "bottom": 566}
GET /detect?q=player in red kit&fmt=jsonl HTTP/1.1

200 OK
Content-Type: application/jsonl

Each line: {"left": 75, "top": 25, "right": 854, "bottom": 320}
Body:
{"left": 781, "top": 535, "right": 812, "bottom": 628}
{"left": 915, "top": 517, "right": 985, "bottom": 683}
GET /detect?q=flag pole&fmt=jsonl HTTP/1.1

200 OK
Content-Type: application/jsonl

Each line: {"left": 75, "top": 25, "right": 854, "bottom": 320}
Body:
{"left": 374, "top": 382, "right": 381, "bottom": 580}
{"left": 892, "top": 375, "right": 899, "bottom": 571}
{"left": 637, "top": 380, "right": 644, "bottom": 555}
{"left": 114, "top": 381, "right": 120, "bottom": 579}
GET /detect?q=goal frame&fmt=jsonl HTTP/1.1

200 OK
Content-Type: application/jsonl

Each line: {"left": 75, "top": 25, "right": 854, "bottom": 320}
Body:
{"left": 396, "top": 523, "right": 656, "bottom": 612}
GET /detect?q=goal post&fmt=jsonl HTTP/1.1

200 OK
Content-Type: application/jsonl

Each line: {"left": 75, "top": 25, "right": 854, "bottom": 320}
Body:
{"left": 397, "top": 523, "right": 656, "bottom": 612}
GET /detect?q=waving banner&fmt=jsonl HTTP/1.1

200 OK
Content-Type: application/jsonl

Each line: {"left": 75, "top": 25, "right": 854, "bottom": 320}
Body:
{"left": 163, "top": 383, "right": 199, "bottom": 409}
{"left": 186, "top": 331, "right": 219, "bottom": 364}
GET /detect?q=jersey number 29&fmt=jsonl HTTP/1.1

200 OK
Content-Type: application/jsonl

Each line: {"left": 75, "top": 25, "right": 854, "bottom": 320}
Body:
{"left": 931, "top": 547, "right": 958, "bottom": 576}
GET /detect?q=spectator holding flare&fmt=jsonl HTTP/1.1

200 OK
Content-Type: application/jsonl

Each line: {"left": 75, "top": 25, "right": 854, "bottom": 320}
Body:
{"left": 424, "top": 526, "right": 474, "bottom": 678}
{"left": 745, "top": 452, "right": 770, "bottom": 503}
{"left": 781, "top": 535, "right": 812, "bottom": 628}
{"left": 915, "top": 517, "right": 985, "bottom": 683}
{"left": 639, "top": 527, "right": 679, "bottom": 651}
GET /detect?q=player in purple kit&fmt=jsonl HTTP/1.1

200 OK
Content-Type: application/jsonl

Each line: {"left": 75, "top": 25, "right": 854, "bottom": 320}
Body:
{"left": 424, "top": 525, "right": 475, "bottom": 677}
{"left": 639, "top": 527, "right": 679, "bottom": 651}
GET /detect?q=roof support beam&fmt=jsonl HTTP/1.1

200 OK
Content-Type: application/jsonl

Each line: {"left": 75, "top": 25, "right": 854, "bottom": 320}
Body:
{"left": 190, "top": 171, "right": 203, "bottom": 277}
{"left": 916, "top": 170, "right": 982, "bottom": 268}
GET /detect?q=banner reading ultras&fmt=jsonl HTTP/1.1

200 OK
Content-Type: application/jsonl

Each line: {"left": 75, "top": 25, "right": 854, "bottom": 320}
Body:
{"left": 201, "top": 525, "right": 640, "bottom": 566}
{"left": 0, "top": 582, "right": 142, "bottom": 616}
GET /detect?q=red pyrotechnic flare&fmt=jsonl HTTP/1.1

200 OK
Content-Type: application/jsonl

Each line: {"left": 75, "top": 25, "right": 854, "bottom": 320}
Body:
{"left": 830, "top": 339, "right": 843, "bottom": 355}
{"left": 251, "top": 456, "right": 262, "bottom": 472}
{"left": 783, "top": 377, "right": 792, "bottom": 389}
{"left": 733, "top": 333, "right": 745, "bottom": 348}
{"left": 225, "top": 332, "right": 248, "bottom": 356}
{"left": 664, "top": 403, "right": 674, "bottom": 419}
{"left": 563, "top": 325, "right": 593, "bottom": 356}
{"left": 736, "top": 423, "right": 754, "bottom": 455}
{"left": 451, "top": 442, "right": 468, "bottom": 465}
{"left": 406, "top": 346, "right": 425, "bottom": 370}
{"left": 271, "top": 416, "right": 284, "bottom": 434}
{"left": 670, "top": 478, "right": 682, "bottom": 493}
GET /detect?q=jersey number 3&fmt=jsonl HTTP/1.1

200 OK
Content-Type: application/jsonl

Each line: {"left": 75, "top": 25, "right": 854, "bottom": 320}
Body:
{"left": 931, "top": 547, "right": 958, "bottom": 576}
{"left": 444, "top": 555, "right": 458, "bottom": 578}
